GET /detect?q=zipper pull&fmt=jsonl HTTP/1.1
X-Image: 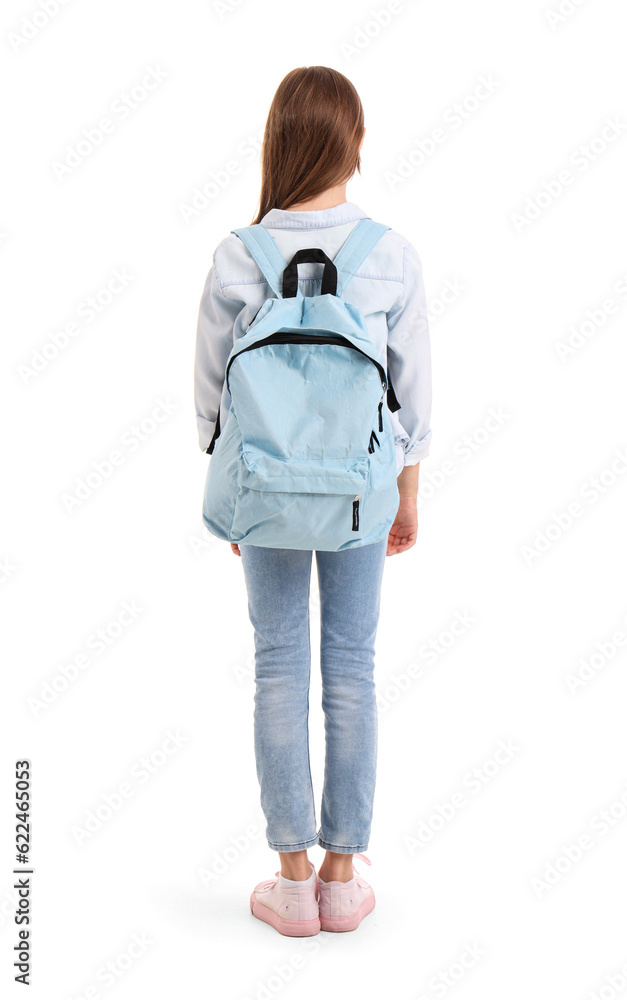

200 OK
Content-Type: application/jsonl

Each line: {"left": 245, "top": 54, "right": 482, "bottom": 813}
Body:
{"left": 352, "top": 495, "right": 360, "bottom": 531}
{"left": 368, "top": 430, "right": 381, "bottom": 454}
{"left": 378, "top": 400, "right": 383, "bottom": 432}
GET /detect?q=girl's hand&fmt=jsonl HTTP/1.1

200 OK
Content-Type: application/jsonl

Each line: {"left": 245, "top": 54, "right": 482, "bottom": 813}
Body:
{"left": 231, "top": 543, "right": 241, "bottom": 556}
{"left": 387, "top": 497, "right": 418, "bottom": 556}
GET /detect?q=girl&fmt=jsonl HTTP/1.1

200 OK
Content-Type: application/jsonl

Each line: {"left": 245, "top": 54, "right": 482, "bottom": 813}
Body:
{"left": 194, "top": 66, "right": 432, "bottom": 935}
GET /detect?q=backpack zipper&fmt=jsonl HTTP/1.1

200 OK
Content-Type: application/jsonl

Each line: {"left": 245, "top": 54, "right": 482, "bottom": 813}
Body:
{"left": 226, "top": 332, "right": 387, "bottom": 395}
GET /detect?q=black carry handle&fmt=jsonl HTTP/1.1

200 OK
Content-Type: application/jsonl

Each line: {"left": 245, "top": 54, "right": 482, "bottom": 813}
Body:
{"left": 282, "top": 249, "right": 338, "bottom": 298}
{"left": 206, "top": 408, "right": 220, "bottom": 454}
{"left": 386, "top": 367, "right": 401, "bottom": 412}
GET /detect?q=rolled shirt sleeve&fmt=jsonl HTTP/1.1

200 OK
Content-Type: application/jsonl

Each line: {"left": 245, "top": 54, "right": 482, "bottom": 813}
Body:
{"left": 193, "top": 258, "right": 243, "bottom": 452}
{"left": 386, "top": 243, "right": 433, "bottom": 467}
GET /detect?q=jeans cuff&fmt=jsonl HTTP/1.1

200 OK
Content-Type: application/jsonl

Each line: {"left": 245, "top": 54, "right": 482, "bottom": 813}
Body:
{"left": 267, "top": 835, "right": 319, "bottom": 852}
{"left": 317, "top": 836, "right": 368, "bottom": 854}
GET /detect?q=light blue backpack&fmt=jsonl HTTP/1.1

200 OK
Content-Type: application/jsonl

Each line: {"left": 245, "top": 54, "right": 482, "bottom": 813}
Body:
{"left": 202, "top": 217, "right": 402, "bottom": 551}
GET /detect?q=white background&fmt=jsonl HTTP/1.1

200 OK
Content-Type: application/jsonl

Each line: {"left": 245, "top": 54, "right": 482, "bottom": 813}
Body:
{"left": 2, "top": 0, "right": 627, "bottom": 997}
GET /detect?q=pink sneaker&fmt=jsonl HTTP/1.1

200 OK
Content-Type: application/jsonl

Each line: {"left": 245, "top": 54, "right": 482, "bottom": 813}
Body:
{"left": 250, "top": 861, "right": 321, "bottom": 936}
{"left": 318, "top": 853, "right": 375, "bottom": 932}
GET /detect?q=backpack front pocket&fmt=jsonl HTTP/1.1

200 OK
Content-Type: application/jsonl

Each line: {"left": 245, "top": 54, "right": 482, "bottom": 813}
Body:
{"left": 229, "top": 450, "right": 369, "bottom": 549}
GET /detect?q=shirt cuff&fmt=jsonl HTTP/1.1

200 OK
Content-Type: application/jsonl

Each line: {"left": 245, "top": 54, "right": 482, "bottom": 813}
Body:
{"left": 403, "top": 433, "right": 431, "bottom": 465}
{"left": 395, "top": 433, "right": 432, "bottom": 473}
{"left": 197, "top": 414, "right": 217, "bottom": 453}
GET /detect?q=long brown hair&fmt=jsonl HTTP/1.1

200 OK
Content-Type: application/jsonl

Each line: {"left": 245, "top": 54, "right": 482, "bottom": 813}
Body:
{"left": 251, "top": 66, "right": 364, "bottom": 225}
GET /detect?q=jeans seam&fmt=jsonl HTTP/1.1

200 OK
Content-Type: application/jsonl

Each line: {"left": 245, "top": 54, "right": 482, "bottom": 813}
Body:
{"left": 305, "top": 564, "right": 316, "bottom": 834}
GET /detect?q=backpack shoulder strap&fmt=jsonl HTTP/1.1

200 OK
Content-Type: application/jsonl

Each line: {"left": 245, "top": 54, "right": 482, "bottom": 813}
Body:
{"left": 231, "top": 224, "right": 287, "bottom": 299}
{"left": 333, "top": 217, "right": 401, "bottom": 414}
{"left": 333, "top": 218, "right": 390, "bottom": 297}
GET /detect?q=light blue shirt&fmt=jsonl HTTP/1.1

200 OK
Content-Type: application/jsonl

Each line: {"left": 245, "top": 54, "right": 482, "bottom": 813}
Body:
{"left": 194, "top": 201, "right": 432, "bottom": 475}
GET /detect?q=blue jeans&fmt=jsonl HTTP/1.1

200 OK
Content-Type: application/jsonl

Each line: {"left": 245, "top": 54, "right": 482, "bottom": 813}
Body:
{"left": 239, "top": 539, "right": 388, "bottom": 855}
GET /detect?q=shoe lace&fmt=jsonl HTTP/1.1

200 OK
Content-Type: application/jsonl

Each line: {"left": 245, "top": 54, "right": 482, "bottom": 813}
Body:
{"left": 258, "top": 861, "right": 317, "bottom": 894}
{"left": 255, "top": 873, "right": 280, "bottom": 893}
{"left": 258, "top": 856, "right": 372, "bottom": 898}
{"left": 352, "top": 852, "right": 371, "bottom": 887}
{"left": 317, "top": 852, "right": 372, "bottom": 895}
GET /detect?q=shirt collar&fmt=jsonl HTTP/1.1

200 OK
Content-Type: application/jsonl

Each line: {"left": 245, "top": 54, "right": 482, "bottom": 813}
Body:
{"left": 260, "top": 201, "right": 369, "bottom": 230}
